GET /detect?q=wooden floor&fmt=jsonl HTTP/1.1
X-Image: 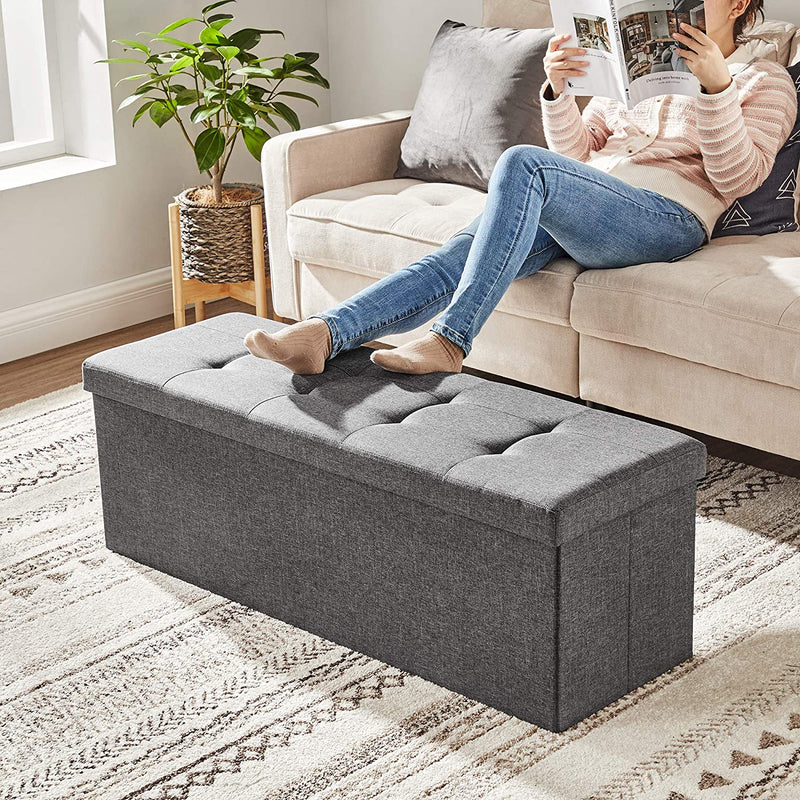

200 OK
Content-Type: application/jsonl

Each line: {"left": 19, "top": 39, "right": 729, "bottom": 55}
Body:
{"left": 0, "top": 298, "right": 253, "bottom": 410}
{"left": 2, "top": 298, "right": 798, "bottom": 478}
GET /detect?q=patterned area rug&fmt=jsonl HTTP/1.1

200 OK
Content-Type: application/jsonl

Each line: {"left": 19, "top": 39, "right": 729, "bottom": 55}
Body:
{"left": 1, "top": 384, "right": 799, "bottom": 800}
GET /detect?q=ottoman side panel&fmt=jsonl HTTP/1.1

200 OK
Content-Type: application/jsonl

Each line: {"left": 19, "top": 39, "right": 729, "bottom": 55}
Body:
{"left": 91, "top": 395, "right": 260, "bottom": 602}
{"left": 627, "top": 484, "right": 696, "bottom": 688}
{"left": 91, "top": 394, "right": 562, "bottom": 730}
{"left": 556, "top": 519, "right": 630, "bottom": 731}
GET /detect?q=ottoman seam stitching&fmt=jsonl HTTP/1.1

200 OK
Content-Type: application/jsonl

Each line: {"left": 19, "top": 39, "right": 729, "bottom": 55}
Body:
{"left": 625, "top": 514, "right": 633, "bottom": 692}
{"left": 246, "top": 393, "right": 295, "bottom": 416}
{"left": 453, "top": 398, "right": 588, "bottom": 427}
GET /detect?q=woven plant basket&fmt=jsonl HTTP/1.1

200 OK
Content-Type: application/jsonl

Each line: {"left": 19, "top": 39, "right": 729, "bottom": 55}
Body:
{"left": 176, "top": 182, "right": 268, "bottom": 283}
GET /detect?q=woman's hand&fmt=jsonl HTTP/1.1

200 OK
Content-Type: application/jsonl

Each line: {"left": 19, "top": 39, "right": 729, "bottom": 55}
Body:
{"left": 544, "top": 33, "right": 589, "bottom": 98}
{"left": 672, "top": 22, "right": 733, "bottom": 94}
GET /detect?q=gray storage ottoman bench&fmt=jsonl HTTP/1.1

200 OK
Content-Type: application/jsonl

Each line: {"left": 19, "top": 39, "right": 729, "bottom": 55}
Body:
{"left": 82, "top": 312, "right": 706, "bottom": 732}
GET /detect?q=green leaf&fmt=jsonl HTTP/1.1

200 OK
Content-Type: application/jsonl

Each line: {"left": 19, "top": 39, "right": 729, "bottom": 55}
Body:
{"left": 242, "top": 55, "right": 282, "bottom": 64}
{"left": 197, "top": 61, "right": 223, "bottom": 81}
{"left": 114, "top": 72, "right": 152, "bottom": 87}
{"left": 245, "top": 85, "right": 267, "bottom": 101}
{"left": 97, "top": 57, "right": 145, "bottom": 64}
{"left": 228, "top": 28, "right": 260, "bottom": 51}
{"left": 282, "top": 54, "right": 308, "bottom": 70}
{"left": 256, "top": 111, "right": 280, "bottom": 131}
{"left": 294, "top": 51, "right": 319, "bottom": 65}
{"left": 289, "top": 72, "right": 330, "bottom": 90}
{"left": 296, "top": 63, "right": 330, "bottom": 88}
{"left": 132, "top": 100, "right": 156, "bottom": 125}
{"left": 132, "top": 83, "right": 155, "bottom": 96}
{"left": 158, "top": 17, "right": 199, "bottom": 35}
{"left": 209, "top": 16, "right": 234, "bottom": 30}
{"left": 217, "top": 45, "right": 240, "bottom": 62}
{"left": 135, "top": 74, "right": 172, "bottom": 90}
{"left": 270, "top": 101, "right": 300, "bottom": 130}
{"left": 199, "top": 26, "right": 224, "bottom": 45}
{"left": 235, "top": 51, "right": 259, "bottom": 65}
{"left": 204, "top": 86, "right": 226, "bottom": 101}
{"left": 242, "top": 126, "right": 269, "bottom": 160}
{"left": 208, "top": 12, "right": 234, "bottom": 22}
{"left": 169, "top": 54, "right": 195, "bottom": 72}
{"left": 233, "top": 66, "right": 277, "bottom": 79}
{"left": 190, "top": 104, "right": 223, "bottom": 123}
{"left": 174, "top": 88, "right": 202, "bottom": 106}
{"left": 226, "top": 97, "right": 256, "bottom": 128}
{"left": 274, "top": 90, "right": 319, "bottom": 107}
{"left": 112, "top": 39, "right": 150, "bottom": 54}
{"left": 149, "top": 100, "right": 175, "bottom": 127}
{"left": 202, "top": 0, "right": 236, "bottom": 15}
{"left": 118, "top": 93, "right": 146, "bottom": 110}
{"left": 194, "top": 127, "right": 225, "bottom": 172}
{"left": 151, "top": 35, "right": 199, "bottom": 52}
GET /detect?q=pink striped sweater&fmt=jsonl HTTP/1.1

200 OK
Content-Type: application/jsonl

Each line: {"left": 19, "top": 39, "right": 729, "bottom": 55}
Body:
{"left": 538, "top": 47, "right": 798, "bottom": 241}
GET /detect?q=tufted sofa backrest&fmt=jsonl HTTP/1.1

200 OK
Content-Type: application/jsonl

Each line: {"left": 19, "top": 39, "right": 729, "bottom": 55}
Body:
{"left": 482, "top": 0, "right": 552, "bottom": 29}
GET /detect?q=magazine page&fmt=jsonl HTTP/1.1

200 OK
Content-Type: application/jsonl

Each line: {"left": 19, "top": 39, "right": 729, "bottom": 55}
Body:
{"left": 548, "top": 0, "right": 627, "bottom": 104}
{"left": 617, "top": 0, "right": 705, "bottom": 106}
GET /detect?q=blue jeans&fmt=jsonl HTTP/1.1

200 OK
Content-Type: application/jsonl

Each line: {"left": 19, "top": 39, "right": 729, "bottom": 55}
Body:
{"left": 310, "top": 144, "right": 707, "bottom": 358}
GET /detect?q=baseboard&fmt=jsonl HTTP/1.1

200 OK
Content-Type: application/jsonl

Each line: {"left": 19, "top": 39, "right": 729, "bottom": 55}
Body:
{"left": 0, "top": 267, "right": 173, "bottom": 365}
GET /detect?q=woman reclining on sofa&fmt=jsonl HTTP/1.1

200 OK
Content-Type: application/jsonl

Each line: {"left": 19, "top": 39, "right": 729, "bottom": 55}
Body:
{"left": 244, "top": 0, "right": 796, "bottom": 377}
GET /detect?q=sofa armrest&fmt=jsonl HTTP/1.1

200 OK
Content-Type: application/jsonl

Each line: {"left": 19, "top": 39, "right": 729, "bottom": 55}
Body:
{"left": 261, "top": 109, "right": 412, "bottom": 320}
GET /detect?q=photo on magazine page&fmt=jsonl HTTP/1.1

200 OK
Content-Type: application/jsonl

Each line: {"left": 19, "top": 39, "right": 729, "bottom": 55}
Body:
{"left": 548, "top": 0, "right": 627, "bottom": 103}
{"left": 618, "top": 0, "right": 706, "bottom": 105}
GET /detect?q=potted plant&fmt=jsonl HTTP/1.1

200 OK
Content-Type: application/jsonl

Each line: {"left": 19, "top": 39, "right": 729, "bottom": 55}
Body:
{"left": 102, "top": 0, "right": 329, "bottom": 283}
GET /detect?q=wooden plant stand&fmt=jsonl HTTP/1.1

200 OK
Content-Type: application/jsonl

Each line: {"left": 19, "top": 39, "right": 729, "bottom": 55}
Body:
{"left": 168, "top": 202, "right": 276, "bottom": 328}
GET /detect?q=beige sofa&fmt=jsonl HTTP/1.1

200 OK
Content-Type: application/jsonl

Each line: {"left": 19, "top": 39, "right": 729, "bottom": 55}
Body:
{"left": 261, "top": 0, "right": 800, "bottom": 460}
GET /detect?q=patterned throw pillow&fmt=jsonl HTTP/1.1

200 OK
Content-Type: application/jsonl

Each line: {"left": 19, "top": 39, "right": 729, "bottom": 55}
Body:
{"left": 394, "top": 20, "right": 553, "bottom": 192}
{"left": 711, "top": 61, "right": 800, "bottom": 238}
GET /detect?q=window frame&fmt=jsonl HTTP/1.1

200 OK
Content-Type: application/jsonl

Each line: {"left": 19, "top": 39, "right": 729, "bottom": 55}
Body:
{"left": 0, "top": 0, "right": 65, "bottom": 168}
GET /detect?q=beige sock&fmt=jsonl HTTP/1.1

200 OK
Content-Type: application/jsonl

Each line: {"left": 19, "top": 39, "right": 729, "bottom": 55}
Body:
{"left": 243, "top": 317, "right": 332, "bottom": 375}
{"left": 370, "top": 331, "right": 464, "bottom": 375}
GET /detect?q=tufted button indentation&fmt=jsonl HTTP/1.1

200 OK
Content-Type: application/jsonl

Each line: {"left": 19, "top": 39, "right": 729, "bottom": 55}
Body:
{"left": 400, "top": 402, "right": 554, "bottom": 455}
{"left": 206, "top": 354, "right": 248, "bottom": 369}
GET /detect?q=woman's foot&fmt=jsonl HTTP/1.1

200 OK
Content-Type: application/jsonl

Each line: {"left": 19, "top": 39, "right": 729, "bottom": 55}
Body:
{"left": 243, "top": 317, "right": 332, "bottom": 375}
{"left": 370, "top": 331, "right": 464, "bottom": 375}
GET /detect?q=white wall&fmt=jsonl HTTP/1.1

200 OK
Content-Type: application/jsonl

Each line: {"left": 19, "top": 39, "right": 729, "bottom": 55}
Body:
{"left": 767, "top": 0, "right": 800, "bottom": 25}
{"left": 325, "top": 0, "right": 482, "bottom": 120}
{"left": 0, "top": 0, "right": 330, "bottom": 324}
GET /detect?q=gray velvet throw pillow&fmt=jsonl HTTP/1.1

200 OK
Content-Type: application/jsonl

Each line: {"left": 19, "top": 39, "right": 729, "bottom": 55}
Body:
{"left": 394, "top": 19, "right": 553, "bottom": 192}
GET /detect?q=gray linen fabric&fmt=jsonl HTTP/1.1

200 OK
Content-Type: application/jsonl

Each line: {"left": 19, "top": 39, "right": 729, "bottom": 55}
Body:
{"left": 82, "top": 312, "right": 705, "bottom": 731}
{"left": 394, "top": 19, "right": 554, "bottom": 191}
{"left": 82, "top": 314, "right": 706, "bottom": 545}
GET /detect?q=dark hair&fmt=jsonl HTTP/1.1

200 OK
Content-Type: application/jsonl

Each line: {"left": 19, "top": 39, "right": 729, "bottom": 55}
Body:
{"left": 733, "top": 0, "right": 765, "bottom": 43}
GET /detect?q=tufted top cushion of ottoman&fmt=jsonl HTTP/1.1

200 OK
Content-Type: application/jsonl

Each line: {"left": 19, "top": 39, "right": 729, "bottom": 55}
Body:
{"left": 82, "top": 312, "right": 706, "bottom": 545}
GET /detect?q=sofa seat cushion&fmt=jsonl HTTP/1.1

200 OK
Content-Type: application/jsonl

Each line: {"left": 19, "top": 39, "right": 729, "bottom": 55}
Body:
{"left": 570, "top": 232, "right": 800, "bottom": 389}
{"left": 287, "top": 177, "right": 583, "bottom": 327}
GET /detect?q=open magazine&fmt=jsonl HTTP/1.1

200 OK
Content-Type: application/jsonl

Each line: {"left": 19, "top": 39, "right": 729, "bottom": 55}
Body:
{"left": 548, "top": 0, "right": 706, "bottom": 109}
